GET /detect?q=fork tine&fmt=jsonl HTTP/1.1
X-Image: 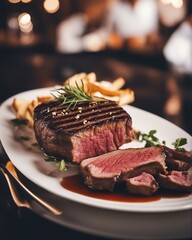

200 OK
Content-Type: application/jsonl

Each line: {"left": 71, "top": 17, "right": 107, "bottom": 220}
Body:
{"left": 0, "top": 167, "right": 30, "bottom": 208}
{"left": 0, "top": 161, "right": 62, "bottom": 216}
{"left": 0, "top": 142, "right": 62, "bottom": 215}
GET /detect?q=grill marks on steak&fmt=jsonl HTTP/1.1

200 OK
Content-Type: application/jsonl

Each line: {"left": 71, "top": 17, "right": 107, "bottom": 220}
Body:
{"left": 34, "top": 100, "right": 134, "bottom": 163}
{"left": 35, "top": 100, "right": 130, "bottom": 134}
{"left": 81, "top": 147, "right": 167, "bottom": 191}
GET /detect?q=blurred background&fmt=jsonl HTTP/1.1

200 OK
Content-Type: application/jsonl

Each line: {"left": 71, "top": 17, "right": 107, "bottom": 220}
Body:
{"left": 0, "top": 0, "right": 191, "bottom": 134}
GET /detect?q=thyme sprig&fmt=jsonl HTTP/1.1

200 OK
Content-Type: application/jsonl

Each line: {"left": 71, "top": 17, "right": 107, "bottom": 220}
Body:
{"left": 51, "top": 80, "right": 103, "bottom": 110}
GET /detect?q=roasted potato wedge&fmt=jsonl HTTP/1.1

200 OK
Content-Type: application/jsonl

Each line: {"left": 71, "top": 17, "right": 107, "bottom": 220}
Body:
{"left": 65, "top": 72, "right": 134, "bottom": 105}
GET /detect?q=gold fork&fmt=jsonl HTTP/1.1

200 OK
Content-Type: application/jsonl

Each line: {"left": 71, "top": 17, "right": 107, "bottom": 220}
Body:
{"left": 0, "top": 161, "right": 62, "bottom": 215}
{"left": 0, "top": 163, "right": 30, "bottom": 209}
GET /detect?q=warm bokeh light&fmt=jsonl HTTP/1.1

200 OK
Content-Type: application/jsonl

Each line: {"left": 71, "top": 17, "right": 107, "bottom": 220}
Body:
{"left": 8, "top": 0, "right": 21, "bottom": 3}
{"left": 18, "top": 13, "right": 33, "bottom": 33}
{"left": 83, "top": 35, "right": 106, "bottom": 52}
{"left": 161, "top": 0, "right": 183, "bottom": 8}
{"left": 20, "top": 22, "right": 33, "bottom": 33}
{"left": 8, "top": 0, "right": 32, "bottom": 3}
{"left": 43, "top": 0, "right": 60, "bottom": 14}
{"left": 161, "top": 0, "right": 171, "bottom": 4}
{"left": 8, "top": 16, "right": 19, "bottom": 30}
{"left": 172, "top": 0, "right": 183, "bottom": 8}
{"left": 18, "top": 13, "right": 31, "bottom": 26}
{"left": 164, "top": 95, "right": 181, "bottom": 115}
{"left": 21, "top": 0, "right": 32, "bottom": 3}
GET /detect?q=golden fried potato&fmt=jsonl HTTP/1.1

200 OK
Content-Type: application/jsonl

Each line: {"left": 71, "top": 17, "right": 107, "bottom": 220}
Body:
{"left": 37, "top": 96, "right": 53, "bottom": 103}
{"left": 12, "top": 95, "right": 52, "bottom": 127}
{"left": 64, "top": 72, "right": 134, "bottom": 105}
{"left": 65, "top": 72, "right": 87, "bottom": 87}
{"left": 118, "top": 89, "right": 135, "bottom": 105}
{"left": 110, "top": 77, "right": 125, "bottom": 91}
{"left": 12, "top": 98, "right": 31, "bottom": 119}
{"left": 12, "top": 72, "right": 135, "bottom": 128}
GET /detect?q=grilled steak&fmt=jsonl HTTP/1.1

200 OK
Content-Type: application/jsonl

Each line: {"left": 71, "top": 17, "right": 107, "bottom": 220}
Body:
{"left": 80, "top": 146, "right": 167, "bottom": 191}
{"left": 166, "top": 158, "right": 192, "bottom": 171}
{"left": 164, "top": 147, "right": 192, "bottom": 164}
{"left": 158, "top": 171, "right": 192, "bottom": 192}
{"left": 34, "top": 100, "right": 135, "bottom": 163}
{"left": 126, "top": 172, "right": 159, "bottom": 196}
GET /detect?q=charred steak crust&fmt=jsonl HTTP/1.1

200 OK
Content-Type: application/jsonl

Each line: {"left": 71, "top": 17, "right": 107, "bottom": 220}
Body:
{"left": 34, "top": 100, "right": 135, "bottom": 163}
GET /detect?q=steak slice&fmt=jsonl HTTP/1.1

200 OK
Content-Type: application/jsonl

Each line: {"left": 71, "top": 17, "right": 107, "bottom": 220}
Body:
{"left": 34, "top": 100, "right": 135, "bottom": 163}
{"left": 166, "top": 158, "right": 192, "bottom": 171}
{"left": 80, "top": 147, "right": 167, "bottom": 191}
{"left": 126, "top": 172, "right": 159, "bottom": 196}
{"left": 164, "top": 147, "right": 192, "bottom": 164}
{"left": 158, "top": 170, "right": 192, "bottom": 192}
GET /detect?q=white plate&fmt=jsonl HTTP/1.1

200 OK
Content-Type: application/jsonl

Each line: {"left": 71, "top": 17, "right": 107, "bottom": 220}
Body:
{"left": 0, "top": 87, "right": 192, "bottom": 214}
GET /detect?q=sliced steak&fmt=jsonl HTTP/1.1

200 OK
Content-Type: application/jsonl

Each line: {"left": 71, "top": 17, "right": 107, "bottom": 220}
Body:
{"left": 126, "top": 172, "right": 159, "bottom": 196}
{"left": 158, "top": 170, "right": 192, "bottom": 192}
{"left": 166, "top": 158, "right": 192, "bottom": 171}
{"left": 34, "top": 100, "right": 135, "bottom": 163}
{"left": 164, "top": 147, "right": 192, "bottom": 164}
{"left": 80, "top": 146, "right": 167, "bottom": 191}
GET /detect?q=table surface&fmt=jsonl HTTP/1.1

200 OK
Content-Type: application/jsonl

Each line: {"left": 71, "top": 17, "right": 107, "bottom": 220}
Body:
{"left": 0, "top": 50, "right": 191, "bottom": 240}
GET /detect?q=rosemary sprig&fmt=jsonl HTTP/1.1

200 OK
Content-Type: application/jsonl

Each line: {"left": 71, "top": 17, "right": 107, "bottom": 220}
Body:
{"left": 51, "top": 80, "right": 104, "bottom": 110}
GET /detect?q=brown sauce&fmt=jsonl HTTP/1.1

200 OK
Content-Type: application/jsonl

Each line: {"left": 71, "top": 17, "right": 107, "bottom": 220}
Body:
{"left": 61, "top": 174, "right": 190, "bottom": 203}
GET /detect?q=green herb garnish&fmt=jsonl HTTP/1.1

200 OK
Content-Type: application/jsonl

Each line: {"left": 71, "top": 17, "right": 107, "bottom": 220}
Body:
{"left": 44, "top": 153, "right": 67, "bottom": 171}
{"left": 136, "top": 130, "right": 187, "bottom": 151}
{"left": 51, "top": 80, "right": 104, "bottom": 110}
{"left": 11, "top": 118, "right": 28, "bottom": 126}
{"left": 172, "top": 138, "right": 188, "bottom": 152}
{"left": 136, "top": 130, "right": 166, "bottom": 147}
{"left": 56, "top": 160, "right": 66, "bottom": 171}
